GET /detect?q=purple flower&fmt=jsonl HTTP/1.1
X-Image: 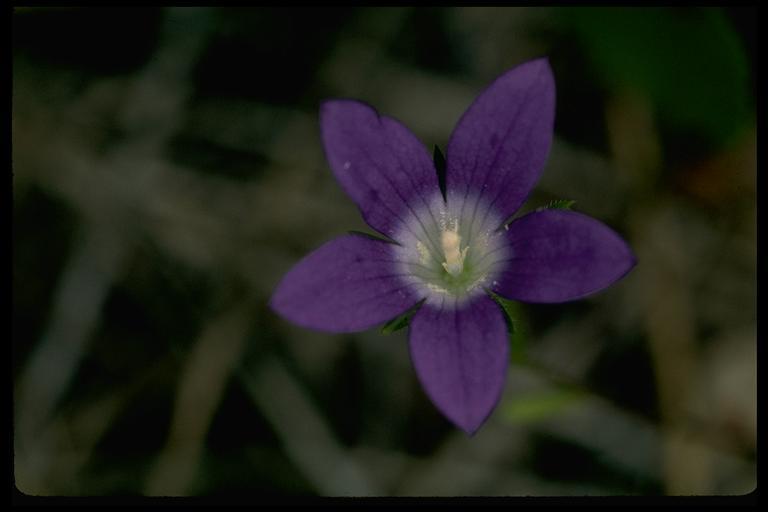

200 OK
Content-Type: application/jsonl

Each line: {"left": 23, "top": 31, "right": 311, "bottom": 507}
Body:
{"left": 270, "top": 58, "right": 636, "bottom": 434}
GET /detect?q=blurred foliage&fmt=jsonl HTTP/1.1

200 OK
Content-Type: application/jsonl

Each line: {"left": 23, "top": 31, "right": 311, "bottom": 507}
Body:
{"left": 192, "top": 7, "right": 357, "bottom": 106}
{"left": 432, "top": 145, "right": 447, "bottom": 200}
{"left": 560, "top": 7, "right": 752, "bottom": 149}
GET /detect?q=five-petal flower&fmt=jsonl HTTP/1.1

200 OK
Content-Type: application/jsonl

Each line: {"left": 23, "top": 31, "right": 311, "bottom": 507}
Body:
{"left": 270, "top": 58, "right": 636, "bottom": 434}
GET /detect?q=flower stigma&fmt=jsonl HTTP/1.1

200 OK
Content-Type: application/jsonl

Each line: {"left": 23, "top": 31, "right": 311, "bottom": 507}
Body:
{"left": 440, "top": 225, "right": 468, "bottom": 276}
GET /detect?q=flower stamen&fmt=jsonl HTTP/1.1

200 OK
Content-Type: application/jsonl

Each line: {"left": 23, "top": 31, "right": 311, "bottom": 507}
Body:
{"left": 440, "top": 227, "right": 468, "bottom": 276}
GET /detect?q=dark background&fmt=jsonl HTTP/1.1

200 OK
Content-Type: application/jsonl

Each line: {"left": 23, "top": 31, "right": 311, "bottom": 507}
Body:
{"left": 13, "top": 7, "right": 756, "bottom": 496}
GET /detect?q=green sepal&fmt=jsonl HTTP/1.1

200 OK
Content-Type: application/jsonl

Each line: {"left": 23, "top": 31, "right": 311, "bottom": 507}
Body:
{"left": 502, "top": 388, "right": 585, "bottom": 423}
{"left": 380, "top": 299, "right": 425, "bottom": 334}
{"left": 433, "top": 145, "right": 447, "bottom": 201}
{"left": 542, "top": 199, "right": 576, "bottom": 210}
{"left": 488, "top": 291, "right": 528, "bottom": 364}
{"left": 347, "top": 230, "right": 396, "bottom": 243}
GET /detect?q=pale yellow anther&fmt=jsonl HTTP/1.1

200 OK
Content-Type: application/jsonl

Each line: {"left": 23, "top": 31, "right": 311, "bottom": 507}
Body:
{"left": 441, "top": 227, "right": 468, "bottom": 276}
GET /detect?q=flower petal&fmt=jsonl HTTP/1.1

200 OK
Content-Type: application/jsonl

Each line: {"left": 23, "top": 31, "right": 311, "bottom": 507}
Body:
{"left": 320, "top": 99, "right": 442, "bottom": 241}
{"left": 446, "top": 58, "right": 555, "bottom": 223}
{"left": 493, "top": 210, "right": 636, "bottom": 303}
{"left": 408, "top": 295, "right": 509, "bottom": 434}
{"left": 270, "top": 234, "right": 422, "bottom": 332}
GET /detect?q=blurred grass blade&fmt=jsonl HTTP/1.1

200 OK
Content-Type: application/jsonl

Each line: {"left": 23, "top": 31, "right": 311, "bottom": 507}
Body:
{"left": 503, "top": 388, "right": 585, "bottom": 423}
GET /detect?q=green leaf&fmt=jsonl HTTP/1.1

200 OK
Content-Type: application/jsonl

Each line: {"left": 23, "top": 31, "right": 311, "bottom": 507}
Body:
{"left": 502, "top": 388, "right": 585, "bottom": 423}
{"left": 543, "top": 198, "right": 576, "bottom": 210}
{"left": 433, "top": 144, "right": 447, "bottom": 201}
{"left": 380, "top": 300, "right": 424, "bottom": 334}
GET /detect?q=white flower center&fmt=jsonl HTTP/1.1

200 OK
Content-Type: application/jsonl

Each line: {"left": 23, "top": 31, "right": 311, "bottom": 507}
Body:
{"left": 391, "top": 192, "right": 510, "bottom": 306}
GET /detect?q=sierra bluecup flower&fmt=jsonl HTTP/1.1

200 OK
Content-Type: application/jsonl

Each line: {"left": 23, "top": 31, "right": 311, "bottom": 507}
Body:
{"left": 270, "top": 58, "right": 636, "bottom": 434}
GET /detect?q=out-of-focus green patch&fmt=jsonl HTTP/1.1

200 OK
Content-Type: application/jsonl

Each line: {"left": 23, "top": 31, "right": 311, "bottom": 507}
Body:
{"left": 502, "top": 388, "right": 585, "bottom": 424}
{"left": 489, "top": 292, "right": 528, "bottom": 364}
{"left": 559, "top": 7, "right": 752, "bottom": 147}
{"left": 380, "top": 313, "right": 411, "bottom": 334}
